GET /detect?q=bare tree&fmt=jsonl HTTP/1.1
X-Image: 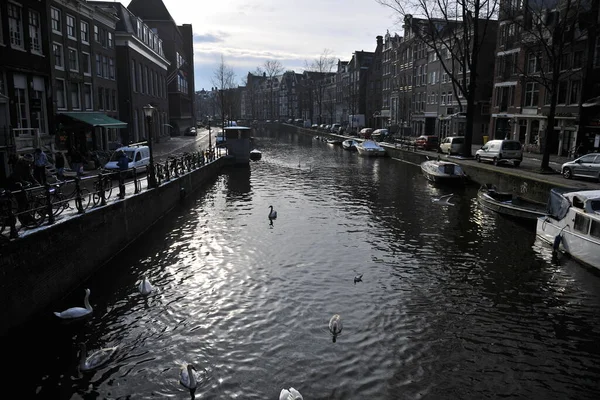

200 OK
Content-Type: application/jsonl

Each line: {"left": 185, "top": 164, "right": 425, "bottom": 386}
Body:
{"left": 212, "top": 55, "right": 237, "bottom": 130}
{"left": 377, "top": 0, "right": 499, "bottom": 157}
{"left": 263, "top": 60, "right": 284, "bottom": 119}
{"left": 304, "top": 49, "right": 337, "bottom": 124}
{"left": 503, "top": 0, "right": 593, "bottom": 170}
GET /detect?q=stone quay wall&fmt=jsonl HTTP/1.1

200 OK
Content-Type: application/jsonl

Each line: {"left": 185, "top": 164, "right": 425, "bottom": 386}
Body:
{"left": 0, "top": 157, "right": 229, "bottom": 336}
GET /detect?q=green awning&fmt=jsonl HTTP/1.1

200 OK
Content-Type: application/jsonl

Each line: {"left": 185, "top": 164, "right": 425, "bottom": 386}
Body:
{"left": 59, "top": 112, "right": 127, "bottom": 128}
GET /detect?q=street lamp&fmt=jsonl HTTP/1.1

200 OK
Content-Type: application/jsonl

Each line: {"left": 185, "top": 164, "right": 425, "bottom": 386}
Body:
{"left": 143, "top": 104, "right": 157, "bottom": 189}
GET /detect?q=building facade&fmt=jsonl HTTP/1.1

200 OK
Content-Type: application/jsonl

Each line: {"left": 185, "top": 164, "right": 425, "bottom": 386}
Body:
{"left": 128, "top": 0, "right": 196, "bottom": 136}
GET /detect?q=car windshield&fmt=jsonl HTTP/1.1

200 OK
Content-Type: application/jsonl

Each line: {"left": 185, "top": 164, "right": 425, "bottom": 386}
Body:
{"left": 110, "top": 150, "right": 134, "bottom": 161}
{"left": 503, "top": 141, "right": 521, "bottom": 150}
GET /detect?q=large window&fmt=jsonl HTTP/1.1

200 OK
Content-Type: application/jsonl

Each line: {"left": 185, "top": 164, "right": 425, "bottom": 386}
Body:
{"left": 14, "top": 75, "right": 29, "bottom": 129}
{"left": 524, "top": 82, "right": 539, "bottom": 107}
{"left": 8, "top": 3, "right": 24, "bottom": 49}
{"left": 51, "top": 7, "right": 61, "bottom": 34}
{"left": 131, "top": 60, "right": 137, "bottom": 92}
{"left": 96, "top": 54, "right": 102, "bottom": 77}
{"left": 68, "top": 48, "right": 78, "bottom": 71}
{"left": 108, "top": 32, "right": 113, "bottom": 48}
{"left": 66, "top": 15, "right": 76, "bottom": 39}
{"left": 81, "top": 21, "right": 89, "bottom": 43}
{"left": 570, "top": 80, "right": 581, "bottom": 104}
{"left": 28, "top": 10, "right": 41, "bottom": 54}
{"left": 574, "top": 213, "right": 590, "bottom": 234}
{"left": 557, "top": 80, "right": 568, "bottom": 104}
{"left": 53, "top": 43, "right": 64, "bottom": 69}
{"left": 94, "top": 25, "right": 99, "bottom": 42}
{"left": 55, "top": 79, "right": 66, "bottom": 109}
{"left": 527, "top": 52, "right": 541, "bottom": 74}
{"left": 138, "top": 64, "right": 143, "bottom": 93}
{"left": 70, "top": 82, "right": 80, "bottom": 109}
{"left": 109, "top": 58, "right": 115, "bottom": 80}
{"left": 102, "top": 56, "right": 108, "bottom": 79}
{"left": 83, "top": 84, "right": 92, "bottom": 110}
{"left": 98, "top": 87, "right": 104, "bottom": 110}
{"left": 31, "top": 77, "right": 47, "bottom": 134}
{"left": 111, "top": 90, "right": 117, "bottom": 111}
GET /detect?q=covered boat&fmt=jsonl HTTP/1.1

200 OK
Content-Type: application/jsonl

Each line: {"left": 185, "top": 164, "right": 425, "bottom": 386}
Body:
{"left": 356, "top": 140, "right": 386, "bottom": 157}
{"left": 342, "top": 139, "right": 359, "bottom": 151}
{"left": 420, "top": 159, "right": 466, "bottom": 183}
{"left": 536, "top": 189, "right": 600, "bottom": 269}
{"left": 477, "top": 185, "right": 546, "bottom": 221}
{"left": 250, "top": 149, "right": 262, "bottom": 161}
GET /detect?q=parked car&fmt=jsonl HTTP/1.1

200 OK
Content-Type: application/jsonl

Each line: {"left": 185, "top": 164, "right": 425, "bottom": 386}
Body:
{"left": 104, "top": 145, "right": 150, "bottom": 174}
{"left": 475, "top": 139, "right": 523, "bottom": 166}
{"left": 330, "top": 123, "right": 341, "bottom": 133}
{"left": 439, "top": 136, "right": 465, "bottom": 155}
{"left": 184, "top": 127, "right": 197, "bottom": 136}
{"left": 561, "top": 153, "right": 600, "bottom": 181}
{"left": 311, "top": 124, "right": 319, "bottom": 129}
{"left": 372, "top": 129, "right": 389, "bottom": 141}
{"left": 415, "top": 135, "right": 439, "bottom": 151}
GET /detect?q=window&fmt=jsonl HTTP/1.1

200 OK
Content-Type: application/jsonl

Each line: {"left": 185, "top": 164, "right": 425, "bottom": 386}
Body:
{"left": 132, "top": 60, "right": 137, "bottom": 92}
{"left": 14, "top": 76, "right": 29, "bottom": 129}
{"left": 524, "top": 82, "right": 539, "bottom": 107}
{"left": 102, "top": 56, "right": 108, "bottom": 78}
{"left": 109, "top": 58, "right": 115, "bottom": 80}
{"left": 95, "top": 54, "right": 102, "bottom": 76}
{"left": 94, "top": 25, "right": 99, "bottom": 42}
{"left": 108, "top": 32, "right": 113, "bottom": 48}
{"left": 574, "top": 213, "right": 590, "bottom": 234}
{"left": 570, "top": 80, "right": 581, "bottom": 104}
{"left": 111, "top": 90, "right": 117, "bottom": 111}
{"left": 136, "top": 20, "right": 142, "bottom": 38}
{"left": 81, "top": 21, "right": 89, "bottom": 43}
{"left": 56, "top": 79, "right": 66, "bottom": 109}
{"left": 98, "top": 87, "right": 104, "bottom": 110}
{"left": 53, "top": 43, "right": 64, "bottom": 69}
{"left": 66, "top": 15, "right": 76, "bottom": 39}
{"left": 558, "top": 80, "right": 568, "bottom": 104}
{"left": 144, "top": 66, "right": 148, "bottom": 93}
{"left": 83, "top": 84, "right": 92, "bottom": 110}
{"left": 527, "top": 52, "right": 540, "bottom": 74}
{"left": 573, "top": 51, "right": 583, "bottom": 69}
{"left": 68, "top": 48, "right": 78, "bottom": 71}
{"left": 82, "top": 52, "right": 91, "bottom": 75}
{"left": 138, "top": 63, "right": 143, "bottom": 93}
{"left": 105, "top": 88, "right": 111, "bottom": 110}
{"left": 591, "top": 220, "right": 600, "bottom": 239}
{"left": 31, "top": 78, "right": 47, "bottom": 134}
{"left": 28, "top": 10, "right": 42, "bottom": 54}
{"left": 560, "top": 53, "right": 571, "bottom": 71}
{"left": 8, "top": 3, "right": 24, "bottom": 49}
{"left": 51, "top": 7, "right": 61, "bottom": 34}
{"left": 70, "top": 82, "right": 80, "bottom": 109}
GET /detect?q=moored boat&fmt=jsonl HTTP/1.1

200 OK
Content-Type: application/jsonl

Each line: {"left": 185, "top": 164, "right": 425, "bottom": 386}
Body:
{"left": 477, "top": 185, "right": 546, "bottom": 221}
{"left": 536, "top": 188, "right": 600, "bottom": 269}
{"left": 420, "top": 159, "right": 466, "bottom": 183}
{"left": 327, "top": 139, "right": 343, "bottom": 145}
{"left": 250, "top": 149, "right": 262, "bottom": 161}
{"left": 356, "top": 140, "right": 386, "bottom": 157}
{"left": 342, "top": 139, "right": 359, "bottom": 151}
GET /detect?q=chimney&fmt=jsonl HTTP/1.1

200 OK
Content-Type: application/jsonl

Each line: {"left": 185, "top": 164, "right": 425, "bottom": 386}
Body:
{"left": 376, "top": 35, "right": 383, "bottom": 46}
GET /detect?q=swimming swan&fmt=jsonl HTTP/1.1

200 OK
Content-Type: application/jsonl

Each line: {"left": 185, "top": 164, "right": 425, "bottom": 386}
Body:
{"left": 329, "top": 314, "right": 343, "bottom": 342}
{"left": 279, "top": 387, "right": 303, "bottom": 400}
{"left": 268, "top": 205, "right": 277, "bottom": 219}
{"left": 179, "top": 363, "right": 197, "bottom": 389}
{"left": 54, "top": 288, "right": 93, "bottom": 319}
{"left": 138, "top": 276, "right": 154, "bottom": 296}
{"left": 79, "top": 342, "right": 118, "bottom": 371}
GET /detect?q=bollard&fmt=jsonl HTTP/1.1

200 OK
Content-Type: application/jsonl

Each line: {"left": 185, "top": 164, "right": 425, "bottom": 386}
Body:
{"left": 44, "top": 184, "right": 55, "bottom": 224}
{"left": 187, "top": 156, "right": 191, "bottom": 172}
{"left": 7, "top": 191, "right": 18, "bottom": 239}
{"left": 172, "top": 158, "right": 179, "bottom": 177}
{"left": 98, "top": 174, "right": 107, "bottom": 206}
{"left": 119, "top": 171, "right": 126, "bottom": 199}
{"left": 156, "top": 164, "right": 162, "bottom": 186}
{"left": 75, "top": 177, "right": 84, "bottom": 213}
{"left": 133, "top": 167, "right": 139, "bottom": 193}
{"left": 165, "top": 161, "right": 170, "bottom": 181}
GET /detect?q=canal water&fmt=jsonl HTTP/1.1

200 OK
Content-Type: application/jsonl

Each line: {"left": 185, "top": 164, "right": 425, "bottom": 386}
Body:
{"left": 5, "top": 128, "right": 600, "bottom": 399}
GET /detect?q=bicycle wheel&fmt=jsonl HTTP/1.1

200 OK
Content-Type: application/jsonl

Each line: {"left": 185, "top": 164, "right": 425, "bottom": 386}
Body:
{"left": 79, "top": 188, "right": 92, "bottom": 210}
{"left": 51, "top": 192, "right": 69, "bottom": 216}
{"left": 19, "top": 196, "right": 46, "bottom": 229}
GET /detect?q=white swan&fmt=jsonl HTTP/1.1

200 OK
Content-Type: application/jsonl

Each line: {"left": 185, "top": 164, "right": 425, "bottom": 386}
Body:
{"left": 54, "top": 288, "right": 93, "bottom": 319}
{"left": 268, "top": 205, "right": 277, "bottom": 219}
{"left": 432, "top": 194, "right": 455, "bottom": 206}
{"left": 79, "top": 342, "right": 118, "bottom": 371}
{"left": 329, "top": 314, "right": 343, "bottom": 335}
{"left": 138, "top": 275, "right": 154, "bottom": 296}
{"left": 179, "top": 363, "right": 197, "bottom": 389}
{"left": 279, "top": 387, "right": 303, "bottom": 400}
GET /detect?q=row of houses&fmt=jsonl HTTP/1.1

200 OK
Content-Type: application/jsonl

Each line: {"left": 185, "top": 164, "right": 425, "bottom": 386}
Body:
{"left": 0, "top": 0, "right": 196, "bottom": 183}
{"left": 209, "top": 0, "right": 599, "bottom": 157}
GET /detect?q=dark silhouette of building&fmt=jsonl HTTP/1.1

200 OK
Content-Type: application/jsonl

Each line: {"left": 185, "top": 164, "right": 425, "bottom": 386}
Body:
{"left": 127, "top": 0, "right": 196, "bottom": 136}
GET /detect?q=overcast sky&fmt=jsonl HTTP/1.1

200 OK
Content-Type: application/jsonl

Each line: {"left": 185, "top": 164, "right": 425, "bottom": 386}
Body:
{"left": 125, "top": 0, "right": 399, "bottom": 91}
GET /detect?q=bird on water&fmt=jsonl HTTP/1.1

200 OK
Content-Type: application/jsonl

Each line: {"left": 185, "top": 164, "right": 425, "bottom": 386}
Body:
{"left": 54, "top": 288, "right": 93, "bottom": 319}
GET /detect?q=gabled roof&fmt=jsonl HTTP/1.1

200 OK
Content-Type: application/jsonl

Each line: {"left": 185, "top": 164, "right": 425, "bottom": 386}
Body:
{"left": 127, "top": 0, "right": 175, "bottom": 22}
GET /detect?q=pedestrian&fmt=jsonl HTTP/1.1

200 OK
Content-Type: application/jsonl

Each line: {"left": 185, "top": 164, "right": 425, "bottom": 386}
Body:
{"left": 70, "top": 148, "right": 83, "bottom": 177}
{"left": 55, "top": 152, "right": 65, "bottom": 181}
{"left": 33, "top": 148, "right": 48, "bottom": 185}
{"left": 117, "top": 150, "right": 129, "bottom": 171}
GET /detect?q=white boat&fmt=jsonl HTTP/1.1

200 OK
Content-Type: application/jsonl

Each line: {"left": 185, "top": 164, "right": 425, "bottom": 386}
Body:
{"left": 356, "top": 140, "right": 386, "bottom": 157}
{"left": 536, "top": 189, "right": 600, "bottom": 269}
{"left": 342, "top": 139, "right": 359, "bottom": 151}
{"left": 420, "top": 159, "right": 466, "bottom": 183}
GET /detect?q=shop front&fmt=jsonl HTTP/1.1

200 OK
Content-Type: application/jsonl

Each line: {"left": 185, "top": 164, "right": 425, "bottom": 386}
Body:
{"left": 55, "top": 112, "right": 127, "bottom": 154}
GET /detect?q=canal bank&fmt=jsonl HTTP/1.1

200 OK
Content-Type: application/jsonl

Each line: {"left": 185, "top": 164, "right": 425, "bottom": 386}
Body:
{"left": 0, "top": 156, "right": 229, "bottom": 336}
{"left": 278, "top": 124, "right": 599, "bottom": 204}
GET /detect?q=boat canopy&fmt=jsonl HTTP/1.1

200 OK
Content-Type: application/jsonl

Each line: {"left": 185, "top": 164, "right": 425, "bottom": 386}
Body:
{"left": 546, "top": 188, "right": 573, "bottom": 220}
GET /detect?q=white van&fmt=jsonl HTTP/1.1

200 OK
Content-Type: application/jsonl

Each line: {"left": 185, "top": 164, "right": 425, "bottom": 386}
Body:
{"left": 104, "top": 145, "right": 150, "bottom": 173}
{"left": 475, "top": 140, "right": 523, "bottom": 167}
{"left": 439, "top": 136, "right": 465, "bottom": 155}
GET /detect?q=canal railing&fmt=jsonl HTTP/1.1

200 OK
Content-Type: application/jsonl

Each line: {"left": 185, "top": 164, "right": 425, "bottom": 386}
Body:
{"left": 0, "top": 151, "right": 216, "bottom": 243}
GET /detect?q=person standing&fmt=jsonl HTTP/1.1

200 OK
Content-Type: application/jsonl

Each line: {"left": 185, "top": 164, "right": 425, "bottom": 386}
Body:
{"left": 55, "top": 152, "right": 65, "bottom": 181}
{"left": 33, "top": 148, "right": 48, "bottom": 184}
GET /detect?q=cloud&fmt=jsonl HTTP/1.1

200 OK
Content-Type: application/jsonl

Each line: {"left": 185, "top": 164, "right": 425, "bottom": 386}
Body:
{"left": 193, "top": 32, "right": 228, "bottom": 44}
